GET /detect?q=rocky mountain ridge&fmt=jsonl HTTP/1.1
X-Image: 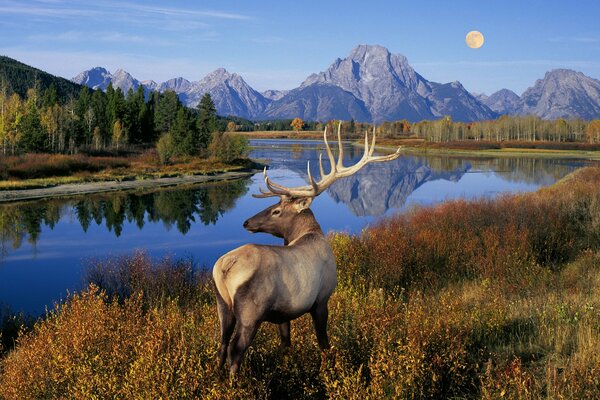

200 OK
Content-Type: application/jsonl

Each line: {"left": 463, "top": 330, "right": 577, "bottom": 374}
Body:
{"left": 71, "top": 45, "right": 600, "bottom": 122}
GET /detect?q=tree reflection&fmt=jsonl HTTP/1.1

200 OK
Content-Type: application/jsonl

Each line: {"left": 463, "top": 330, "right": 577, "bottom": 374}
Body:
{"left": 0, "top": 178, "right": 250, "bottom": 257}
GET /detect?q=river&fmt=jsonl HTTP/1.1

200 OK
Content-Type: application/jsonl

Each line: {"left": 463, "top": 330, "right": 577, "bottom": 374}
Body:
{"left": 0, "top": 139, "right": 590, "bottom": 314}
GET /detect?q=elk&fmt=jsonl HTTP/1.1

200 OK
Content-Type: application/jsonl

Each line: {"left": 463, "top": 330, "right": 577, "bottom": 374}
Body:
{"left": 212, "top": 125, "right": 402, "bottom": 376}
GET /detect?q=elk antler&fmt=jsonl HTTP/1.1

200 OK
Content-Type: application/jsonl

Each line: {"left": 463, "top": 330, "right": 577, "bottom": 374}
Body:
{"left": 254, "top": 123, "right": 403, "bottom": 199}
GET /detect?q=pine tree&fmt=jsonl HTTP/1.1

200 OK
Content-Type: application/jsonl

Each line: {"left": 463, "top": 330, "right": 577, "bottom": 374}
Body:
{"left": 20, "top": 89, "right": 48, "bottom": 152}
{"left": 197, "top": 93, "right": 218, "bottom": 149}
{"left": 154, "top": 90, "right": 180, "bottom": 134}
{"left": 170, "top": 108, "right": 196, "bottom": 155}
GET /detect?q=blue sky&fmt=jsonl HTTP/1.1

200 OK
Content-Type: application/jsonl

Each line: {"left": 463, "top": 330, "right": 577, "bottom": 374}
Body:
{"left": 1, "top": 0, "right": 599, "bottom": 95}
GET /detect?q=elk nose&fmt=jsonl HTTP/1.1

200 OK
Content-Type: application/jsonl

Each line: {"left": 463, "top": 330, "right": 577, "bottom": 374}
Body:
{"left": 243, "top": 219, "right": 249, "bottom": 228}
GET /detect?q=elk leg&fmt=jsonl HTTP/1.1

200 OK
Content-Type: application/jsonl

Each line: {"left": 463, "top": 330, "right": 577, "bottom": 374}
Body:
{"left": 228, "top": 321, "right": 260, "bottom": 376}
{"left": 278, "top": 321, "right": 291, "bottom": 348}
{"left": 310, "top": 302, "right": 330, "bottom": 350}
{"left": 216, "top": 294, "right": 236, "bottom": 368}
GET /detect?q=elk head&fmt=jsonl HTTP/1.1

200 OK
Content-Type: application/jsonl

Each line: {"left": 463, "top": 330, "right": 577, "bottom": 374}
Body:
{"left": 243, "top": 123, "right": 403, "bottom": 243}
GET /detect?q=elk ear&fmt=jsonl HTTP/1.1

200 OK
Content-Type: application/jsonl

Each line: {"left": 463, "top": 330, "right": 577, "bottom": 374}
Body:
{"left": 293, "top": 197, "right": 313, "bottom": 213}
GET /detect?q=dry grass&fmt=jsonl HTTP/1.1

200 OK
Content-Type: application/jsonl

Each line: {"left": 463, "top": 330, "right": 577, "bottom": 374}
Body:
{"left": 237, "top": 130, "right": 323, "bottom": 139}
{"left": 373, "top": 139, "right": 600, "bottom": 159}
{"left": 1, "top": 167, "right": 599, "bottom": 398}
{"left": 0, "top": 151, "right": 257, "bottom": 190}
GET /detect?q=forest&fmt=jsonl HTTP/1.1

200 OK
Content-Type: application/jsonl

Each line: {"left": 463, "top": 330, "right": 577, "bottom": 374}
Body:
{"left": 3, "top": 71, "right": 600, "bottom": 160}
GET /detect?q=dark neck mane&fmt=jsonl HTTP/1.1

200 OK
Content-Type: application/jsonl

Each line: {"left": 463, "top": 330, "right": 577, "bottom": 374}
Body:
{"left": 283, "top": 209, "right": 323, "bottom": 245}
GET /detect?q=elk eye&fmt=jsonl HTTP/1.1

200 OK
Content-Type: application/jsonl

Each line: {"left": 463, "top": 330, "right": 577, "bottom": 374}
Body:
{"left": 272, "top": 209, "right": 281, "bottom": 216}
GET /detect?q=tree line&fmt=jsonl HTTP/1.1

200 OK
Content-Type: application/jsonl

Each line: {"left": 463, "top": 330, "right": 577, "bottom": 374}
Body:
{"left": 243, "top": 116, "right": 600, "bottom": 144}
{"left": 333, "top": 116, "right": 600, "bottom": 143}
{"left": 0, "top": 78, "right": 221, "bottom": 157}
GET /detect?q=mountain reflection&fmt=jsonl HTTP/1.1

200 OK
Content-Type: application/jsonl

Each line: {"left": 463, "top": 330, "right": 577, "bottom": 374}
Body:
{"left": 0, "top": 178, "right": 250, "bottom": 257}
{"left": 270, "top": 143, "right": 584, "bottom": 216}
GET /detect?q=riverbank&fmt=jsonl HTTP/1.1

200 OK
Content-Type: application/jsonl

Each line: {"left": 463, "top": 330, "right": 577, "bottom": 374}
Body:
{"left": 375, "top": 138, "right": 600, "bottom": 160}
{"left": 0, "top": 170, "right": 258, "bottom": 203}
{"left": 237, "top": 130, "right": 323, "bottom": 139}
{"left": 243, "top": 131, "right": 600, "bottom": 159}
{"left": 0, "top": 150, "right": 263, "bottom": 201}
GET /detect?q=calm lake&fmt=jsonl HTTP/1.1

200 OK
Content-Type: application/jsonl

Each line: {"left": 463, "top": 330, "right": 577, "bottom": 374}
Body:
{"left": 0, "top": 139, "right": 590, "bottom": 315}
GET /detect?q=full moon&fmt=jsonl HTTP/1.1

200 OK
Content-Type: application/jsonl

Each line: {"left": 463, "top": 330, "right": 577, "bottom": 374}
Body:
{"left": 466, "top": 31, "right": 484, "bottom": 49}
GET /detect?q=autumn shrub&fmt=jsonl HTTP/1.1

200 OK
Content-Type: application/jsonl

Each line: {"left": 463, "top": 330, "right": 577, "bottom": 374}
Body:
{"left": 0, "top": 153, "right": 129, "bottom": 180}
{"left": 331, "top": 166, "right": 600, "bottom": 293}
{"left": 156, "top": 132, "right": 176, "bottom": 165}
{"left": 208, "top": 132, "right": 249, "bottom": 163}
{"left": 424, "top": 140, "right": 600, "bottom": 151}
{"left": 86, "top": 251, "right": 210, "bottom": 310}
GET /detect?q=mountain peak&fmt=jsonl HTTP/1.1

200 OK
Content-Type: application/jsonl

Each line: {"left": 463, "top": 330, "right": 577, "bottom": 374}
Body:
{"left": 521, "top": 68, "right": 600, "bottom": 119}
{"left": 349, "top": 44, "right": 391, "bottom": 59}
{"left": 544, "top": 68, "right": 581, "bottom": 78}
{"left": 112, "top": 68, "right": 131, "bottom": 76}
{"left": 481, "top": 89, "right": 521, "bottom": 115}
{"left": 89, "top": 66, "right": 110, "bottom": 74}
{"left": 206, "top": 67, "right": 234, "bottom": 80}
{"left": 72, "top": 67, "right": 113, "bottom": 90}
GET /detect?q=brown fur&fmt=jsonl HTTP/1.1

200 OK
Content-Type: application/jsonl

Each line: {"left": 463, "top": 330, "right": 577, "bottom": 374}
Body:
{"left": 212, "top": 197, "right": 337, "bottom": 375}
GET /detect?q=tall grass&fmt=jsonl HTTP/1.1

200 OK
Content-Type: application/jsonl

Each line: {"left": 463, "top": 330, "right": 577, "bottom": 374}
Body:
{"left": 1, "top": 167, "right": 599, "bottom": 398}
{"left": 0, "top": 153, "right": 129, "bottom": 180}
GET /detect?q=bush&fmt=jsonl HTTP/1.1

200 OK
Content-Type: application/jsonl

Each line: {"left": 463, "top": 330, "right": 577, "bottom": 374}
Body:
{"left": 156, "top": 133, "right": 175, "bottom": 165}
{"left": 208, "top": 132, "right": 249, "bottom": 163}
{"left": 0, "top": 154, "right": 129, "bottom": 180}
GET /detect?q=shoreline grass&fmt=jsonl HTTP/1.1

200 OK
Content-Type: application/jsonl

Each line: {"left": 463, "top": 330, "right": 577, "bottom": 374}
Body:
{"left": 0, "top": 152, "right": 260, "bottom": 191}
{"left": 1, "top": 166, "right": 599, "bottom": 398}
{"left": 372, "top": 138, "right": 600, "bottom": 160}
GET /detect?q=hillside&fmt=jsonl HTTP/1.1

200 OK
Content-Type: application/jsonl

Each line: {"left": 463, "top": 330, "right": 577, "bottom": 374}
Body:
{"left": 0, "top": 55, "right": 85, "bottom": 101}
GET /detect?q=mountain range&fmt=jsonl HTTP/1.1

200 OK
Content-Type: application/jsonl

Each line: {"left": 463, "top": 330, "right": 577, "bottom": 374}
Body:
{"left": 23, "top": 44, "right": 600, "bottom": 122}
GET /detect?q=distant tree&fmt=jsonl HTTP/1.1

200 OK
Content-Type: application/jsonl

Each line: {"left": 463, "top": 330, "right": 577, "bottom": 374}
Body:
{"left": 154, "top": 90, "right": 180, "bottom": 134}
{"left": 112, "top": 119, "right": 126, "bottom": 151}
{"left": 156, "top": 132, "right": 175, "bottom": 164}
{"left": 5, "top": 93, "right": 24, "bottom": 155}
{"left": 226, "top": 121, "right": 237, "bottom": 132}
{"left": 208, "top": 132, "right": 249, "bottom": 163}
{"left": 290, "top": 117, "right": 304, "bottom": 132}
{"left": 90, "top": 89, "right": 108, "bottom": 146}
{"left": 41, "top": 103, "right": 62, "bottom": 153}
{"left": 0, "top": 79, "right": 8, "bottom": 156}
{"left": 41, "top": 83, "right": 58, "bottom": 108}
{"left": 197, "top": 93, "right": 218, "bottom": 149}
{"left": 20, "top": 89, "right": 48, "bottom": 152}
{"left": 170, "top": 108, "right": 197, "bottom": 155}
{"left": 93, "top": 126, "right": 102, "bottom": 150}
{"left": 586, "top": 120, "right": 600, "bottom": 143}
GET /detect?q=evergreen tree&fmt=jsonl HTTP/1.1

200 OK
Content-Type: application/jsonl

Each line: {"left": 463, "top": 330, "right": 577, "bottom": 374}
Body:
{"left": 154, "top": 90, "right": 180, "bottom": 134}
{"left": 41, "top": 83, "right": 58, "bottom": 108}
{"left": 91, "top": 89, "right": 107, "bottom": 147}
{"left": 124, "top": 87, "right": 143, "bottom": 143}
{"left": 20, "top": 90, "right": 48, "bottom": 152}
{"left": 170, "top": 108, "right": 197, "bottom": 155}
{"left": 197, "top": 93, "right": 218, "bottom": 149}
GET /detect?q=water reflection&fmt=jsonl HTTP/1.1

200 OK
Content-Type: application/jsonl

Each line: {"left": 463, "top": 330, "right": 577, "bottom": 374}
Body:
{"left": 0, "top": 179, "right": 249, "bottom": 258}
{"left": 0, "top": 139, "right": 589, "bottom": 314}
{"left": 253, "top": 140, "right": 586, "bottom": 216}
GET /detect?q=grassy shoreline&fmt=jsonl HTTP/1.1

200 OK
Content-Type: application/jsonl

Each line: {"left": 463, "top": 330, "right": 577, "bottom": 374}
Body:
{"left": 242, "top": 130, "right": 600, "bottom": 159}
{"left": 0, "top": 152, "right": 261, "bottom": 192}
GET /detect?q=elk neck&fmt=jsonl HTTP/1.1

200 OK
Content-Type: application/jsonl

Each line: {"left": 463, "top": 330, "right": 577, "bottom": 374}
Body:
{"left": 283, "top": 209, "right": 323, "bottom": 245}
